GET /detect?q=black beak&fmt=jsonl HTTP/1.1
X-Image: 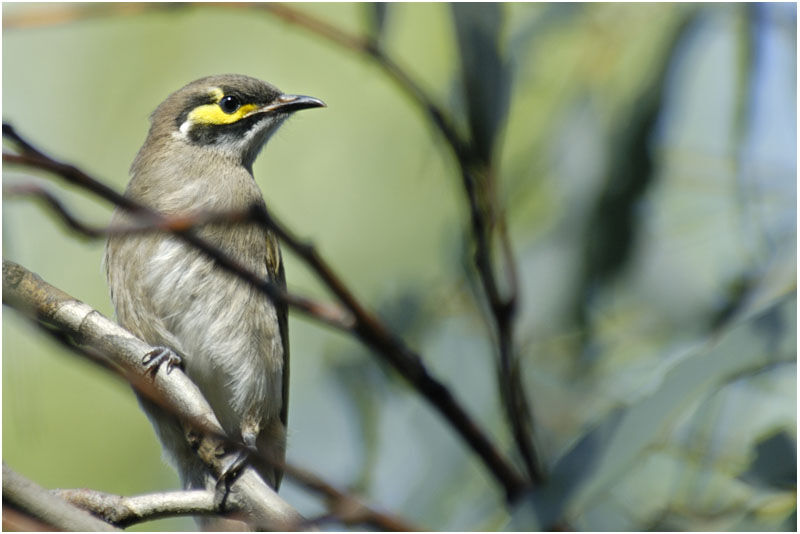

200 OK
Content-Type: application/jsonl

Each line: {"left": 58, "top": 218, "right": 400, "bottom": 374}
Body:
{"left": 264, "top": 94, "right": 326, "bottom": 114}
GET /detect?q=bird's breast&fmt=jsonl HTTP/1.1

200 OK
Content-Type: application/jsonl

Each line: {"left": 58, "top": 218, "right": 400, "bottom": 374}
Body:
{"left": 145, "top": 224, "right": 285, "bottom": 435}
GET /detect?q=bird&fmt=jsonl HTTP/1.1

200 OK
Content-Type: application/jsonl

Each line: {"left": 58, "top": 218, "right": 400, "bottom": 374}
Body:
{"left": 104, "top": 74, "right": 324, "bottom": 514}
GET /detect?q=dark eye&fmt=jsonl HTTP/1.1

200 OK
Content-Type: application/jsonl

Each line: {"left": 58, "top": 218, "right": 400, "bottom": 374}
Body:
{"left": 219, "top": 95, "right": 240, "bottom": 114}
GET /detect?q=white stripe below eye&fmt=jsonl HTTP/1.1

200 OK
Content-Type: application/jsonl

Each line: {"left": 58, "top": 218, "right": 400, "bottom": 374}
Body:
{"left": 179, "top": 119, "right": 192, "bottom": 136}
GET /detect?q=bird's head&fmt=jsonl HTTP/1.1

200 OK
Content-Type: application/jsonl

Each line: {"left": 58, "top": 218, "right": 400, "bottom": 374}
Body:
{"left": 141, "top": 74, "right": 325, "bottom": 170}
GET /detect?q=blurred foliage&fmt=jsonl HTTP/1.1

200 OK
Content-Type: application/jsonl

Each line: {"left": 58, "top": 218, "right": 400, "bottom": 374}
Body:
{"left": 366, "top": 2, "right": 387, "bottom": 44}
{"left": 2, "top": 2, "right": 796, "bottom": 531}
{"left": 451, "top": 2, "right": 510, "bottom": 164}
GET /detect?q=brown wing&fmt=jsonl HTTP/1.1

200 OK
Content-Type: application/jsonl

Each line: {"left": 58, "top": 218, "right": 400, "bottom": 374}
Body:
{"left": 265, "top": 232, "right": 289, "bottom": 428}
{"left": 276, "top": 256, "right": 289, "bottom": 428}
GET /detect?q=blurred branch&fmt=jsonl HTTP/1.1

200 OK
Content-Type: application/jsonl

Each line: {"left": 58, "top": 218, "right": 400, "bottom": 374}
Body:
{"left": 254, "top": 0, "right": 543, "bottom": 488}
{"left": 3, "top": 123, "right": 526, "bottom": 500}
{"left": 2, "top": 260, "right": 305, "bottom": 531}
{"left": 284, "top": 463, "right": 422, "bottom": 531}
{"left": 249, "top": 3, "right": 470, "bottom": 158}
{"left": 3, "top": 145, "right": 354, "bottom": 333}
{"left": 449, "top": 3, "right": 541, "bottom": 485}
{"left": 3, "top": 463, "right": 119, "bottom": 532}
{"left": 1, "top": 2, "right": 154, "bottom": 29}
{"left": 54, "top": 488, "right": 216, "bottom": 528}
{"left": 3, "top": 181, "right": 261, "bottom": 238}
{"left": 3, "top": 181, "right": 352, "bottom": 330}
{"left": 2, "top": 505, "right": 58, "bottom": 532}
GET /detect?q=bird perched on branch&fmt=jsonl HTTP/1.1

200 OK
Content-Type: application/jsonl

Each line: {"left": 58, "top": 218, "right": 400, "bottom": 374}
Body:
{"left": 104, "top": 74, "right": 324, "bottom": 517}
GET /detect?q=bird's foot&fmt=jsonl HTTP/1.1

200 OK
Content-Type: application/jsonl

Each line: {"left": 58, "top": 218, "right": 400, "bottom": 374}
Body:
{"left": 214, "top": 438, "right": 258, "bottom": 510}
{"left": 141, "top": 346, "right": 182, "bottom": 377}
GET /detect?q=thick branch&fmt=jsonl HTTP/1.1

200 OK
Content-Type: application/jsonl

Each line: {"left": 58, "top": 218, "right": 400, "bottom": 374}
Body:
{"left": 2, "top": 260, "right": 304, "bottom": 531}
{"left": 3, "top": 463, "right": 119, "bottom": 531}
{"left": 3, "top": 260, "right": 419, "bottom": 531}
{"left": 3, "top": 505, "right": 57, "bottom": 532}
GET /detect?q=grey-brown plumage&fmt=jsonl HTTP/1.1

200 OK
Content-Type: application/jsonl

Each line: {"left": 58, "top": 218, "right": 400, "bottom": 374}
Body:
{"left": 104, "top": 75, "right": 323, "bottom": 501}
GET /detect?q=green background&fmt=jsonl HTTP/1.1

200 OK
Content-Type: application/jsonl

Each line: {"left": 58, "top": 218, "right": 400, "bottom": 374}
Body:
{"left": 3, "top": 3, "right": 796, "bottom": 531}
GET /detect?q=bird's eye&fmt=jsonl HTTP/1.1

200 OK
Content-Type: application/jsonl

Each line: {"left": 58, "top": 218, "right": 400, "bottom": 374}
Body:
{"left": 219, "top": 95, "right": 241, "bottom": 114}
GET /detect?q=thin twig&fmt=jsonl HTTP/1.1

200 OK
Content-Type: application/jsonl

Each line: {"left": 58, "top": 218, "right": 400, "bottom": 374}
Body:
{"left": 283, "top": 463, "right": 422, "bottom": 532}
{"left": 3, "top": 181, "right": 251, "bottom": 237}
{"left": 3, "top": 149, "right": 354, "bottom": 332}
{"left": 3, "top": 181, "right": 353, "bottom": 329}
{"left": 251, "top": 2, "right": 542, "bottom": 487}
{"left": 3, "top": 124, "right": 526, "bottom": 500}
{"left": 253, "top": 3, "right": 470, "bottom": 159}
{"left": 1, "top": 2, "right": 154, "bottom": 29}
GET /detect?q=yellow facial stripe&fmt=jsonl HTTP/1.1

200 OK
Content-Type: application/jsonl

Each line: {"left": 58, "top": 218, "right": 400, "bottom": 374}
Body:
{"left": 187, "top": 102, "right": 259, "bottom": 125}
{"left": 186, "top": 87, "right": 258, "bottom": 126}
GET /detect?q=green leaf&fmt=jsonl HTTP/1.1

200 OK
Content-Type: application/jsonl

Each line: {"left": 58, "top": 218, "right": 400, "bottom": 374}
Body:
{"left": 367, "top": 3, "right": 388, "bottom": 43}
{"left": 740, "top": 431, "right": 797, "bottom": 490}
{"left": 523, "top": 293, "right": 796, "bottom": 528}
{"left": 571, "top": 11, "right": 698, "bottom": 328}
{"left": 451, "top": 3, "right": 511, "bottom": 164}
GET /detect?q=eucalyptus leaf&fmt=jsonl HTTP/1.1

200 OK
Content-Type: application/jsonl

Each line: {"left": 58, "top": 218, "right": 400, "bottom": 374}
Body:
{"left": 507, "top": 3, "right": 581, "bottom": 77}
{"left": 451, "top": 3, "right": 511, "bottom": 164}
{"left": 331, "top": 358, "right": 385, "bottom": 492}
{"left": 367, "top": 3, "right": 388, "bottom": 43}
{"left": 572, "top": 10, "right": 698, "bottom": 328}
{"left": 525, "top": 294, "right": 796, "bottom": 529}
{"left": 740, "top": 431, "right": 797, "bottom": 490}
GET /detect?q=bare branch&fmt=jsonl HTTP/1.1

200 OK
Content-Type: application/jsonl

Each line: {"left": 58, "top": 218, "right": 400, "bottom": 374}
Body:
{"left": 2, "top": 260, "right": 304, "bottom": 531}
{"left": 54, "top": 488, "right": 216, "bottom": 528}
{"left": 2, "top": 463, "right": 119, "bottom": 531}
{"left": 3, "top": 260, "right": 420, "bottom": 531}
{"left": 3, "top": 124, "right": 526, "bottom": 500}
